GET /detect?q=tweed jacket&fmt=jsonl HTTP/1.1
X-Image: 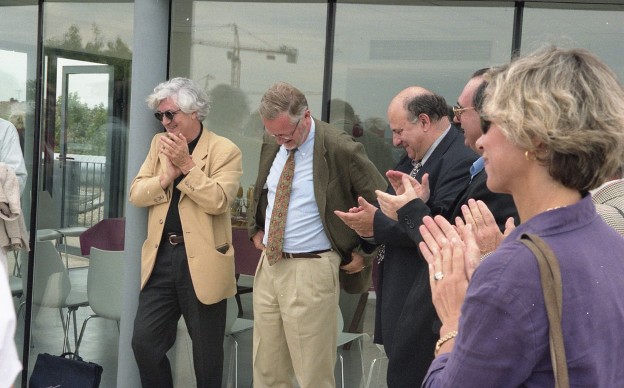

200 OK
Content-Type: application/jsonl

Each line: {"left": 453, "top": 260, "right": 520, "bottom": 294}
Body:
{"left": 130, "top": 129, "right": 242, "bottom": 304}
{"left": 592, "top": 179, "right": 624, "bottom": 236}
{"left": 247, "top": 118, "right": 387, "bottom": 293}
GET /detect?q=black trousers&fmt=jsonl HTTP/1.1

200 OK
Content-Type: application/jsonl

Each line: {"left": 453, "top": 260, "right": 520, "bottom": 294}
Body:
{"left": 132, "top": 242, "right": 227, "bottom": 388}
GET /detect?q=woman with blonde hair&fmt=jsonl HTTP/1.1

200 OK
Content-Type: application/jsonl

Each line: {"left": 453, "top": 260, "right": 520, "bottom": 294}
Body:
{"left": 418, "top": 46, "right": 624, "bottom": 386}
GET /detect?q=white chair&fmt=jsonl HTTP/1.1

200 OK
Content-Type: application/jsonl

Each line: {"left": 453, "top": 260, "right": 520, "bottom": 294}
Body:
{"left": 336, "top": 305, "right": 368, "bottom": 388}
{"left": 20, "top": 240, "right": 89, "bottom": 352}
{"left": 224, "top": 296, "right": 254, "bottom": 388}
{"left": 365, "top": 343, "right": 388, "bottom": 388}
{"left": 9, "top": 274, "right": 22, "bottom": 299}
{"left": 75, "top": 247, "right": 124, "bottom": 356}
{"left": 37, "top": 191, "right": 87, "bottom": 266}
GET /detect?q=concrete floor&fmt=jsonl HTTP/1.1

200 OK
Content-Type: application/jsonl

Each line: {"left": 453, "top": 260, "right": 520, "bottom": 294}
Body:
{"left": 11, "top": 258, "right": 389, "bottom": 388}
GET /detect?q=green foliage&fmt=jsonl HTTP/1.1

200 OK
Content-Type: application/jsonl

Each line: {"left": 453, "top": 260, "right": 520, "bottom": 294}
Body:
{"left": 55, "top": 92, "right": 107, "bottom": 155}
{"left": 47, "top": 23, "right": 132, "bottom": 60}
{"left": 46, "top": 23, "right": 132, "bottom": 156}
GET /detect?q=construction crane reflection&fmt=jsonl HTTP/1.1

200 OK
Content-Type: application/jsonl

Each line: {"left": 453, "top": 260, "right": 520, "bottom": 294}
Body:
{"left": 194, "top": 23, "right": 298, "bottom": 88}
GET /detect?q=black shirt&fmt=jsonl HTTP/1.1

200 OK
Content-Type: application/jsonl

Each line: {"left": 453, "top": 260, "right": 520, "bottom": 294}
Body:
{"left": 162, "top": 127, "right": 202, "bottom": 237}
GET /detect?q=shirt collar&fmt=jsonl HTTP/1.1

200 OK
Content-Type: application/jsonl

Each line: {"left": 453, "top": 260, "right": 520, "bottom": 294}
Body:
{"left": 279, "top": 117, "right": 315, "bottom": 156}
{"left": 470, "top": 157, "right": 485, "bottom": 179}
{"left": 420, "top": 124, "right": 451, "bottom": 165}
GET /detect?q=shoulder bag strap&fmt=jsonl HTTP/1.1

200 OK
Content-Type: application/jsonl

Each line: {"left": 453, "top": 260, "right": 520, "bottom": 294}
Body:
{"left": 520, "top": 233, "right": 569, "bottom": 388}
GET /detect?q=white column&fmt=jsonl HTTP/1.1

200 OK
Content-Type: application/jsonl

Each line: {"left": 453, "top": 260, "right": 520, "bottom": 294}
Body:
{"left": 117, "top": 1, "right": 170, "bottom": 386}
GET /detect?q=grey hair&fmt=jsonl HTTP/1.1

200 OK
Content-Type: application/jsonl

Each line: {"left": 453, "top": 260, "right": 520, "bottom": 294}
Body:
{"left": 259, "top": 82, "right": 308, "bottom": 123}
{"left": 146, "top": 77, "right": 210, "bottom": 121}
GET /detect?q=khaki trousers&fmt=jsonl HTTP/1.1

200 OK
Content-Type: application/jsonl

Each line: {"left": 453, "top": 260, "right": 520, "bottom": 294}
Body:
{"left": 252, "top": 250, "right": 341, "bottom": 388}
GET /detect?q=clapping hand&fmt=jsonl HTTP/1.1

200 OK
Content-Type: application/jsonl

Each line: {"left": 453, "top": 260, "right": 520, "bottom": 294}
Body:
{"left": 457, "top": 199, "right": 515, "bottom": 255}
{"left": 334, "top": 196, "right": 378, "bottom": 237}
{"left": 418, "top": 215, "right": 480, "bottom": 338}
{"left": 376, "top": 172, "right": 430, "bottom": 221}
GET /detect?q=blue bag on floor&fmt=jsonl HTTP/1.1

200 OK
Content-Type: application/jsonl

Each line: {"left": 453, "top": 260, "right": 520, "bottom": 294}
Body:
{"left": 29, "top": 352, "right": 103, "bottom": 388}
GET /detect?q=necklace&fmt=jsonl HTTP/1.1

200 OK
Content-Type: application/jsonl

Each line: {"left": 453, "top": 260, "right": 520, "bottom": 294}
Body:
{"left": 546, "top": 206, "right": 563, "bottom": 211}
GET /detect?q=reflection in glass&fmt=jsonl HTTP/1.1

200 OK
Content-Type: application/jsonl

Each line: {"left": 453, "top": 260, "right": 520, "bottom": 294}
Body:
{"left": 523, "top": 4, "right": 624, "bottom": 82}
{"left": 0, "top": 1, "right": 134, "bottom": 385}
{"left": 171, "top": 1, "right": 327, "bottom": 191}
{"left": 332, "top": 2, "right": 514, "bottom": 174}
{"left": 0, "top": 2, "right": 39, "bottom": 386}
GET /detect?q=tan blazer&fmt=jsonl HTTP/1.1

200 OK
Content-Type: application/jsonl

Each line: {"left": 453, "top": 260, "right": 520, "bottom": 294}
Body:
{"left": 129, "top": 129, "right": 242, "bottom": 304}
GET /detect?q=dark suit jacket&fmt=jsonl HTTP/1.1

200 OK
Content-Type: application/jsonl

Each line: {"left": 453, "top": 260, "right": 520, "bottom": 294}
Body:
{"left": 400, "top": 167, "right": 519, "bottom": 238}
{"left": 247, "top": 118, "right": 387, "bottom": 293}
{"left": 372, "top": 126, "right": 478, "bottom": 387}
{"left": 388, "top": 165, "right": 519, "bottom": 387}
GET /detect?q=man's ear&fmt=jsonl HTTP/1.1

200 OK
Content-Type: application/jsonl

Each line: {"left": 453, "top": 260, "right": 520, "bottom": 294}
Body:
{"left": 418, "top": 113, "right": 431, "bottom": 129}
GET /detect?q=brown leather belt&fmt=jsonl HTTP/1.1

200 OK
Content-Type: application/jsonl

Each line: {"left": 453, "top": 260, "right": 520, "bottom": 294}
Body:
{"left": 282, "top": 249, "right": 332, "bottom": 259}
{"left": 166, "top": 233, "right": 184, "bottom": 245}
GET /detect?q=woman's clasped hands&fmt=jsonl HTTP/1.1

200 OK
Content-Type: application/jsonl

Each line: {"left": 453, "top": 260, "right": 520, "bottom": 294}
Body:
{"left": 418, "top": 215, "right": 480, "bottom": 348}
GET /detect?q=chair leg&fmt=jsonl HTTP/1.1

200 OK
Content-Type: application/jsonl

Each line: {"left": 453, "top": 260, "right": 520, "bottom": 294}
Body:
{"left": 235, "top": 293, "right": 244, "bottom": 318}
{"left": 365, "top": 354, "right": 388, "bottom": 388}
{"left": 17, "top": 301, "right": 25, "bottom": 319}
{"left": 63, "top": 308, "right": 72, "bottom": 353}
{"left": 72, "top": 308, "right": 79, "bottom": 346}
{"left": 339, "top": 353, "right": 345, "bottom": 388}
{"left": 76, "top": 315, "right": 97, "bottom": 356}
{"left": 61, "top": 307, "right": 80, "bottom": 354}
{"left": 12, "top": 251, "right": 21, "bottom": 277}
{"left": 233, "top": 338, "right": 239, "bottom": 388}
{"left": 224, "top": 335, "right": 238, "bottom": 388}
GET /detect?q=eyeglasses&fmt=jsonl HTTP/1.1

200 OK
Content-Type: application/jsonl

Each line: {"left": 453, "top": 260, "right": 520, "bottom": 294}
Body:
{"left": 265, "top": 118, "right": 300, "bottom": 140}
{"left": 154, "top": 109, "right": 182, "bottom": 122}
{"left": 480, "top": 115, "right": 492, "bottom": 134}
{"left": 452, "top": 105, "right": 475, "bottom": 119}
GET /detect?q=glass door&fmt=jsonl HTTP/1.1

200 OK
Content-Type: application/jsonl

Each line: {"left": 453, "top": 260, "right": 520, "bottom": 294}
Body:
{"left": 58, "top": 65, "right": 114, "bottom": 229}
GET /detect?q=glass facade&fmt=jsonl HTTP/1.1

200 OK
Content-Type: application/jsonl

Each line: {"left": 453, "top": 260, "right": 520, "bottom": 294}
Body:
{"left": 1, "top": 1, "right": 133, "bottom": 386}
{"left": 2, "top": 1, "right": 624, "bottom": 386}
{"left": 170, "top": 1, "right": 328, "bottom": 191}
{"left": 331, "top": 1, "right": 514, "bottom": 174}
{"left": 522, "top": 3, "right": 624, "bottom": 81}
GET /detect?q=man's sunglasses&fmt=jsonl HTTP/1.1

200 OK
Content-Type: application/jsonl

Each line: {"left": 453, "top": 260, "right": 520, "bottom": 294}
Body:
{"left": 154, "top": 109, "right": 182, "bottom": 122}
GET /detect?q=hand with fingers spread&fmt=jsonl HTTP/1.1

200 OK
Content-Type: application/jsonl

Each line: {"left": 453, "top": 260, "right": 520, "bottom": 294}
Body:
{"left": 386, "top": 170, "right": 431, "bottom": 201}
{"left": 334, "top": 196, "right": 378, "bottom": 237}
{"left": 460, "top": 199, "right": 516, "bottom": 255}
{"left": 377, "top": 173, "right": 430, "bottom": 220}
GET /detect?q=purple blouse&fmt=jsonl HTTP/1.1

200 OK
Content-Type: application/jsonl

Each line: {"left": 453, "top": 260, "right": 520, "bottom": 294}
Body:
{"left": 423, "top": 195, "right": 624, "bottom": 387}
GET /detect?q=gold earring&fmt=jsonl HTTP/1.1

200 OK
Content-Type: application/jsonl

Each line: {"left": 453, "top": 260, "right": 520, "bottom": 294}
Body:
{"left": 525, "top": 151, "right": 537, "bottom": 161}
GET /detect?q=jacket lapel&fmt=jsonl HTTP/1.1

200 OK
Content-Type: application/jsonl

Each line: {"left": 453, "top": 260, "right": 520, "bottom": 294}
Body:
{"left": 258, "top": 141, "right": 280, "bottom": 190}
{"left": 179, "top": 129, "right": 209, "bottom": 201}
{"left": 312, "top": 120, "right": 329, "bottom": 218}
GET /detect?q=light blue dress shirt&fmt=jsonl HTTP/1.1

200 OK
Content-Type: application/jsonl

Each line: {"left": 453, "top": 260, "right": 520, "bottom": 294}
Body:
{"left": 263, "top": 120, "right": 332, "bottom": 253}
